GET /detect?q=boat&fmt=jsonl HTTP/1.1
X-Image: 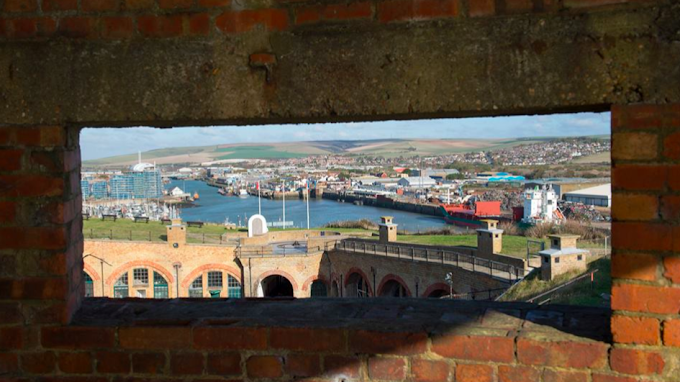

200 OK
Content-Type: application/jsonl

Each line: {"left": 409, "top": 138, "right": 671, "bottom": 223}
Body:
{"left": 217, "top": 188, "right": 227, "bottom": 196}
{"left": 193, "top": 192, "right": 199, "bottom": 200}
{"left": 238, "top": 189, "right": 249, "bottom": 198}
{"left": 439, "top": 200, "right": 502, "bottom": 228}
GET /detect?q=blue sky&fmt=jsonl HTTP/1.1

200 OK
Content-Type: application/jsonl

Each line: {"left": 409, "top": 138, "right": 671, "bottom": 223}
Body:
{"left": 81, "top": 112, "right": 609, "bottom": 160}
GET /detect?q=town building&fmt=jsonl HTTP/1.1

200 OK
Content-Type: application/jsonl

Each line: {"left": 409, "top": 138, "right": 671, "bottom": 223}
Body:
{"left": 563, "top": 183, "right": 612, "bottom": 207}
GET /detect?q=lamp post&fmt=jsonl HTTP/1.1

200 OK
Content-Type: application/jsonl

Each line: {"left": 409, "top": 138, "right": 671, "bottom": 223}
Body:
{"left": 83, "top": 253, "right": 112, "bottom": 297}
{"left": 370, "top": 266, "right": 377, "bottom": 297}
{"left": 172, "top": 262, "right": 182, "bottom": 298}
{"left": 445, "top": 272, "right": 453, "bottom": 299}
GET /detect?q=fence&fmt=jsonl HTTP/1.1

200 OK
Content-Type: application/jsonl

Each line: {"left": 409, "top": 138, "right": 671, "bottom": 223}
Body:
{"left": 335, "top": 239, "right": 525, "bottom": 283}
{"left": 235, "top": 243, "right": 331, "bottom": 258}
{"left": 85, "top": 228, "right": 240, "bottom": 245}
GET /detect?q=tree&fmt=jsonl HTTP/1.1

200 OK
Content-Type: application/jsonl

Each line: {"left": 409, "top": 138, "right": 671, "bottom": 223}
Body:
{"left": 446, "top": 173, "right": 464, "bottom": 180}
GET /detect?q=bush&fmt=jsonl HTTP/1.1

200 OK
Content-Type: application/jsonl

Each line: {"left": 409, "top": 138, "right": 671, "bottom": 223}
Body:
{"left": 499, "top": 221, "right": 521, "bottom": 236}
{"left": 554, "top": 220, "right": 606, "bottom": 240}
{"left": 324, "top": 219, "right": 378, "bottom": 230}
{"left": 525, "top": 222, "right": 555, "bottom": 238}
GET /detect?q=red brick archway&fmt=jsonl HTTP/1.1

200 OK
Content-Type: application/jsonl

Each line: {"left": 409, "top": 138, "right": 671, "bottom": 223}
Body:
{"left": 255, "top": 269, "right": 299, "bottom": 291}
{"left": 83, "top": 263, "right": 100, "bottom": 282}
{"left": 181, "top": 264, "right": 242, "bottom": 289}
{"left": 377, "top": 274, "right": 412, "bottom": 297}
{"left": 301, "top": 275, "right": 329, "bottom": 292}
{"left": 423, "top": 282, "right": 452, "bottom": 298}
{"left": 344, "top": 267, "right": 374, "bottom": 296}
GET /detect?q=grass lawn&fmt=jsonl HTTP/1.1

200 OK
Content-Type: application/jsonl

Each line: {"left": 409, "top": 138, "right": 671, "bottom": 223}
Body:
{"left": 500, "top": 256, "right": 610, "bottom": 307}
{"left": 394, "top": 234, "right": 549, "bottom": 259}
{"left": 83, "top": 218, "right": 230, "bottom": 243}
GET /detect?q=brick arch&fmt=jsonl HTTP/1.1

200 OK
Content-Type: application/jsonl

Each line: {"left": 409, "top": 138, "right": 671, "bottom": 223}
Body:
{"left": 83, "top": 263, "right": 100, "bottom": 282}
{"left": 344, "top": 267, "right": 374, "bottom": 296}
{"left": 423, "top": 282, "right": 452, "bottom": 298}
{"left": 106, "top": 260, "right": 175, "bottom": 286}
{"left": 377, "top": 274, "right": 412, "bottom": 297}
{"left": 301, "top": 275, "right": 329, "bottom": 292}
{"left": 180, "top": 264, "right": 242, "bottom": 289}
{"left": 256, "top": 270, "right": 299, "bottom": 292}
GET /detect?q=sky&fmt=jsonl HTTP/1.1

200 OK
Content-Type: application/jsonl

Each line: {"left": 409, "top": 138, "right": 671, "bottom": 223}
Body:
{"left": 81, "top": 112, "right": 610, "bottom": 160}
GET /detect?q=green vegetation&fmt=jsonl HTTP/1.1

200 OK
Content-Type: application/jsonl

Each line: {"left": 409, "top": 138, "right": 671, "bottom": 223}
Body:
{"left": 216, "top": 145, "right": 308, "bottom": 160}
{"left": 83, "top": 218, "right": 230, "bottom": 243}
{"left": 500, "top": 257, "right": 610, "bottom": 307}
{"left": 394, "top": 234, "right": 547, "bottom": 258}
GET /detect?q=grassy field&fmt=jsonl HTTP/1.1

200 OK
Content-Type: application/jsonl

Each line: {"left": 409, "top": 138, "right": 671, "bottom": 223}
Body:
{"left": 83, "top": 218, "right": 230, "bottom": 243}
{"left": 571, "top": 151, "right": 611, "bottom": 164}
{"left": 500, "top": 257, "right": 611, "bottom": 307}
{"left": 215, "top": 145, "right": 310, "bottom": 160}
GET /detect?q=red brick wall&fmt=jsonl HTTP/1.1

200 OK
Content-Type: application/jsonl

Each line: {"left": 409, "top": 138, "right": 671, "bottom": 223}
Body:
{"left": 2, "top": 107, "right": 680, "bottom": 380}
{"left": 610, "top": 104, "right": 680, "bottom": 364}
{"left": 0, "top": 0, "right": 659, "bottom": 40}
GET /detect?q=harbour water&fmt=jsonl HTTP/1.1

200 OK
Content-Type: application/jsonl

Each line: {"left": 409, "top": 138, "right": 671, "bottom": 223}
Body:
{"left": 167, "top": 180, "right": 451, "bottom": 232}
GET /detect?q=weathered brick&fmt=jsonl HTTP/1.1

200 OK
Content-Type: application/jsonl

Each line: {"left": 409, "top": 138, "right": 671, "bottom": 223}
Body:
{"left": 137, "top": 15, "right": 183, "bottom": 37}
{"left": 205, "top": 352, "right": 240, "bottom": 375}
{"left": 119, "top": 327, "right": 192, "bottom": 349}
{"left": 663, "top": 319, "right": 680, "bottom": 347}
{"left": 378, "top": 0, "right": 458, "bottom": 22}
{"left": 350, "top": 330, "right": 426, "bottom": 355}
{"left": 504, "top": 0, "right": 533, "bottom": 13}
{"left": 612, "top": 165, "right": 667, "bottom": 191}
{"left": 610, "top": 348, "right": 665, "bottom": 375}
{"left": 324, "top": 355, "right": 360, "bottom": 378}
{"left": 670, "top": 165, "right": 680, "bottom": 191}
{"left": 3, "top": 0, "right": 37, "bottom": 12}
{"left": 0, "top": 227, "right": 67, "bottom": 250}
{"left": 170, "top": 352, "right": 204, "bottom": 375}
{"left": 82, "top": 0, "right": 119, "bottom": 11}
{"left": 271, "top": 327, "right": 345, "bottom": 352}
{"left": 612, "top": 103, "right": 664, "bottom": 129}
{"left": 102, "top": 17, "right": 134, "bottom": 39}
{"left": 664, "top": 256, "right": 680, "bottom": 283}
{"left": 20, "top": 351, "right": 55, "bottom": 374}
{"left": 198, "top": 0, "right": 229, "bottom": 7}
{"left": 0, "top": 277, "right": 67, "bottom": 299}
{"left": 612, "top": 283, "right": 680, "bottom": 314}
{"left": 298, "top": 1, "right": 372, "bottom": 24}
{"left": 367, "top": 357, "right": 405, "bottom": 380}
{"left": 469, "top": 0, "right": 495, "bottom": 16}
{"left": 611, "top": 315, "right": 660, "bottom": 345}
{"left": 285, "top": 354, "right": 320, "bottom": 378}
{"left": 58, "top": 17, "right": 96, "bottom": 39}
{"left": 611, "top": 194, "right": 658, "bottom": 221}
{"left": 194, "top": 327, "right": 266, "bottom": 350}
{"left": 132, "top": 352, "right": 165, "bottom": 374}
{"left": 95, "top": 351, "right": 130, "bottom": 373}
{"left": 660, "top": 195, "right": 680, "bottom": 221}
{"left": 215, "top": 9, "right": 288, "bottom": 33}
{"left": 123, "top": 0, "right": 153, "bottom": 9}
{"left": 58, "top": 352, "right": 92, "bottom": 374}
{"left": 42, "top": 0, "right": 78, "bottom": 11}
{"left": 159, "top": 0, "right": 193, "bottom": 9}
{"left": 431, "top": 334, "right": 514, "bottom": 362}
{"left": 541, "top": 369, "right": 588, "bottom": 382}
{"left": 592, "top": 374, "right": 640, "bottom": 382}
{"left": 187, "top": 13, "right": 211, "bottom": 35}
{"left": 611, "top": 253, "right": 658, "bottom": 282}
{"left": 0, "top": 149, "right": 23, "bottom": 171}
{"left": 612, "top": 132, "right": 658, "bottom": 160}
{"left": 0, "top": 302, "right": 22, "bottom": 324}
{"left": 499, "top": 365, "right": 540, "bottom": 382}
{"left": 0, "top": 353, "right": 18, "bottom": 374}
{"left": 0, "top": 327, "right": 23, "bottom": 350}
{"left": 246, "top": 355, "right": 282, "bottom": 378}
{"left": 517, "top": 338, "right": 608, "bottom": 369}
{"left": 663, "top": 132, "right": 680, "bottom": 160}
{"left": 0, "top": 202, "right": 17, "bottom": 224}
{"left": 612, "top": 222, "right": 672, "bottom": 252}
{"left": 41, "top": 327, "right": 115, "bottom": 350}
{"left": 455, "top": 363, "right": 492, "bottom": 382}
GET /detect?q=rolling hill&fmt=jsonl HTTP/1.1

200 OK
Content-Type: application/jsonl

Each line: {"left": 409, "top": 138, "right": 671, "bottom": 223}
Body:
{"left": 83, "top": 137, "right": 608, "bottom": 167}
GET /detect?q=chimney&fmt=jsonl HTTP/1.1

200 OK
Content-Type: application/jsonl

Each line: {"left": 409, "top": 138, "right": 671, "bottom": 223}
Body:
{"left": 167, "top": 218, "right": 186, "bottom": 249}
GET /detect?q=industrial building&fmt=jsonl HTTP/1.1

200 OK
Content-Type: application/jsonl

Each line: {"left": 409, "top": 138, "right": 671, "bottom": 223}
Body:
{"left": 563, "top": 183, "right": 612, "bottom": 207}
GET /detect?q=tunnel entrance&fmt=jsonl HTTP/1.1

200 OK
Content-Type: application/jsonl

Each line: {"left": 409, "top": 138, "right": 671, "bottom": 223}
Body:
{"left": 261, "top": 275, "right": 294, "bottom": 297}
{"left": 379, "top": 280, "right": 409, "bottom": 298}
{"left": 427, "top": 289, "right": 449, "bottom": 298}
{"left": 345, "top": 272, "right": 370, "bottom": 297}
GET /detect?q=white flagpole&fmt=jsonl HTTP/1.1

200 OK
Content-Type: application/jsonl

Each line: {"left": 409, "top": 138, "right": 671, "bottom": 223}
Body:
{"left": 306, "top": 180, "right": 310, "bottom": 230}
{"left": 257, "top": 181, "right": 261, "bottom": 215}
{"left": 282, "top": 182, "right": 286, "bottom": 230}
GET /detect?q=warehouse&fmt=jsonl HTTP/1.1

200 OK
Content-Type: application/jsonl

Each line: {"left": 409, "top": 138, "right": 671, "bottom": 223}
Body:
{"left": 563, "top": 183, "right": 611, "bottom": 207}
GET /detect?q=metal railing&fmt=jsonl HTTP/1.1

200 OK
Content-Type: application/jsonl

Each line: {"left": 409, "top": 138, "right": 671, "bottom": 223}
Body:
{"left": 85, "top": 228, "right": 240, "bottom": 245}
{"left": 335, "top": 239, "right": 526, "bottom": 283}
{"left": 235, "top": 243, "right": 330, "bottom": 258}
{"left": 525, "top": 269, "right": 600, "bottom": 304}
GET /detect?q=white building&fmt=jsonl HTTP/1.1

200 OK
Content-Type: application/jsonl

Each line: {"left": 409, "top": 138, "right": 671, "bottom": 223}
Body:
{"left": 563, "top": 183, "right": 611, "bottom": 207}
{"left": 397, "top": 176, "right": 437, "bottom": 189}
{"left": 523, "top": 185, "right": 563, "bottom": 224}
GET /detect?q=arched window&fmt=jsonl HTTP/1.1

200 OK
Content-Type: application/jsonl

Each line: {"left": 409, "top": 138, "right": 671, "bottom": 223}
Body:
{"left": 153, "top": 271, "right": 168, "bottom": 298}
{"left": 113, "top": 273, "right": 128, "bottom": 298}
{"left": 346, "top": 273, "right": 370, "bottom": 298}
{"left": 84, "top": 272, "right": 94, "bottom": 297}
{"left": 310, "top": 280, "right": 327, "bottom": 297}
{"left": 189, "top": 276, "right": 203, "bottom": 298}
{"left": 227, "top": 275, "right": 242, "bottom": 298}
{"left": 207, "top": 271, "right": 223, "bottom": 298}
